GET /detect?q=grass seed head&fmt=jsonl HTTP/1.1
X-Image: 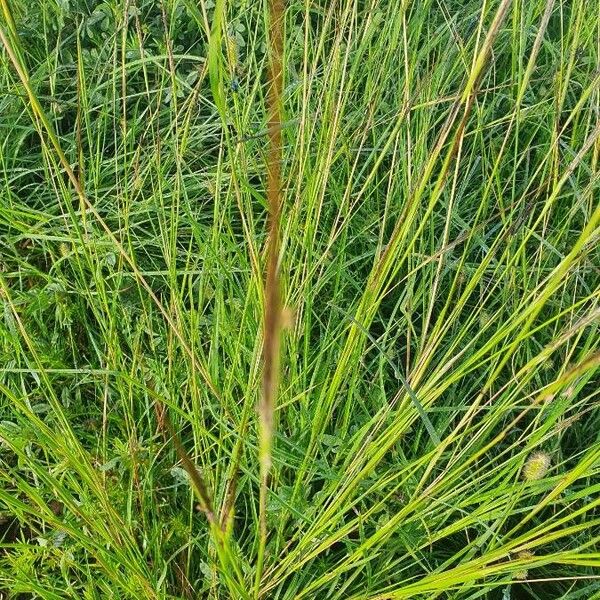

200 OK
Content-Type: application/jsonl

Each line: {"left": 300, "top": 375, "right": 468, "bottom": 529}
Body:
{"left": 522, "top": 452, "right": 551, "bottom": 481}
{"left": 514, "top": 550, "right": 535, "bottom": 581}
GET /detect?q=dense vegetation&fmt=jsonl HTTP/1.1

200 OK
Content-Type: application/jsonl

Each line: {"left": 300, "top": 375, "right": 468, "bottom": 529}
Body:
{"left": 1, "top": 0, "right": 599, "bottom": 598}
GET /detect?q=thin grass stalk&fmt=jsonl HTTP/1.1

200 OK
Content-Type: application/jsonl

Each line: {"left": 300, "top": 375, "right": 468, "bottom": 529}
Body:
{"left": 256, "top": 0, "right": 285, "bottom": 595}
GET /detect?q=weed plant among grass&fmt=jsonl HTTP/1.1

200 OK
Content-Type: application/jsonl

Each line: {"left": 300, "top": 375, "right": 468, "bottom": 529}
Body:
{"left": 0, "top": 0, "right": 599, "bottom": 598}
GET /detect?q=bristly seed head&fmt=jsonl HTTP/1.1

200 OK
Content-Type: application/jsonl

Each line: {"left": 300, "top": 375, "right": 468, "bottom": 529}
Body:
{"left": 514, "top": 550, "right": 535, "bottom": 581}
{"left": 281, "top": 306, "right": 296, "bottom": 330}
{"left": 522, "top": 452, "right": 551, "bottom": 481}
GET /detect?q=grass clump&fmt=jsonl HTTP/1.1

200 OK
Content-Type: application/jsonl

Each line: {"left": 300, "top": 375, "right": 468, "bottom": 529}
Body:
{"left": 1, "top": 0, "right": 599, "bottom": 599}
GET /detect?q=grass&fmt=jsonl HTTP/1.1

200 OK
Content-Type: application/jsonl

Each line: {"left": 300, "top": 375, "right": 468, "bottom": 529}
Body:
{"left": 0, "top": 0, "right": 599, "bottom": 598}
